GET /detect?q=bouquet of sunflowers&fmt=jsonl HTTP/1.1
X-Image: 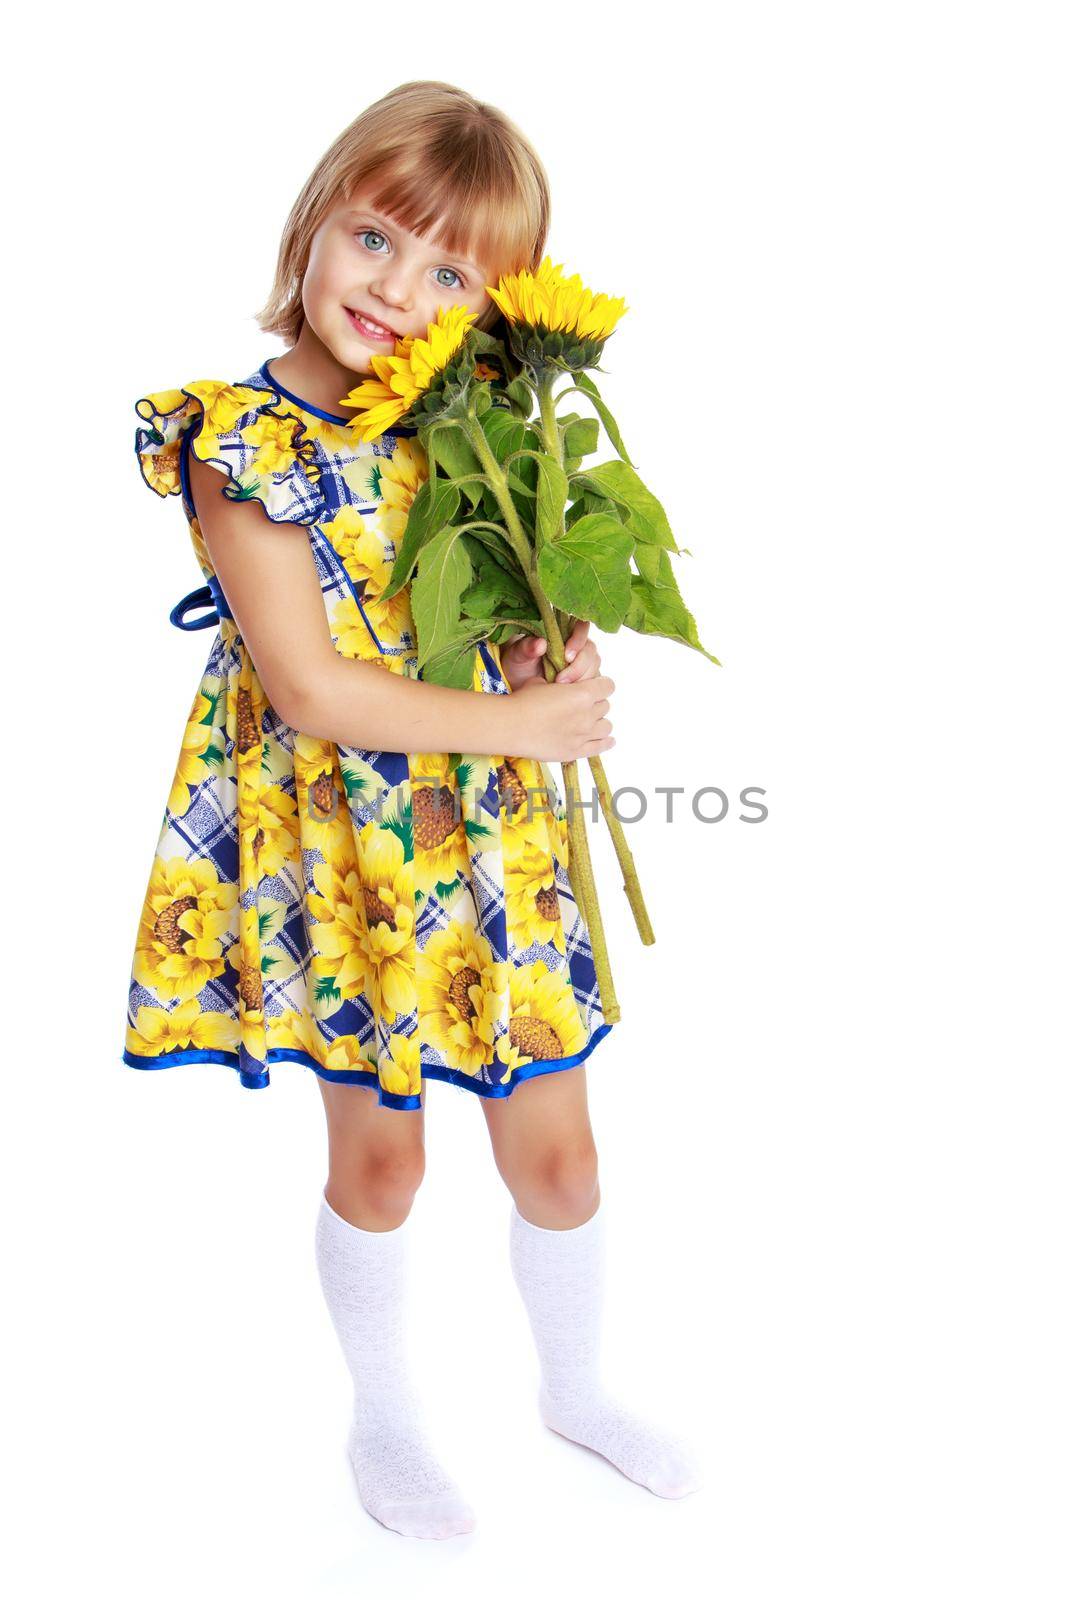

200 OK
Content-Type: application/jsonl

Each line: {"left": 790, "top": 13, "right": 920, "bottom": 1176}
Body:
{"left": 340, "top": 259, "right": 718, "bottom": 1023}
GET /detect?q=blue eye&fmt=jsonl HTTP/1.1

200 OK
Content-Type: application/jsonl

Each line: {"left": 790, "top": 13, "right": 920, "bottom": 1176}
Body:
{"left": 355, "top": 226, "right": 466, "bottom": 289}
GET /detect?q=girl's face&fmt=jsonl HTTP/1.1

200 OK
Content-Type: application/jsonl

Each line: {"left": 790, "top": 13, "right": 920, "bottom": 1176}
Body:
{"left": 302, "top": 185, "right": 496, "bottom": 374}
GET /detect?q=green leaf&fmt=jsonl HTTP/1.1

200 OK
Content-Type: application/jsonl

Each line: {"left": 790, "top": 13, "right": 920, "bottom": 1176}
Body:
{"left": 460, "top": 549, "right": 537, "bottom": 620}
{"left": 480, "top": 408, "right": 529, "bottom": 464}
{"left": 632, "top": 540, "right": 679, "bottom": 589}
{"left": 572, "top": 460, "right": 679, "bottom": 552}
{"left": 536, "top": 513, "right": 635, "bottom": 632}
{"left": 571, "top": 371, "right": 634, "bottom": 465}
{"left": 459, "top": 520, "right": 525, "bottom": 574}
{"left": 418, "top": 617, "right": 495, "bottom": 689}
{"left": 625, "top": 572, "right": 720, "bottom": 663}
{"left": 489, "top": 618, "right": 547, "bottom": 646}
{"left": 629, "top": 541, "right": 718, "bottom": 660}
{"left": 410, "top": 522, "right": 474, "bottom": 666}
{"left": 533, "top": 454, "right": 569, "bottom": 551}
{"left": 379, "top": 480, "right": 462, "bottom": 601}
{"left": 566, "top": 488, "right": 624, "bottom": 531}
{"left": 508, "top": 443, "right": 544, "bottom": 504}
{"left": 465, "top": 327, "right": 513, "bottom": 369}
{"left": 505, "top": 377, "right": 534, "bottom": 417}
{"left": 561, "top": 414, "right": 599, "bottom": 462}
{"left": 423, "top": 423, "right": 485, "bottom": 512}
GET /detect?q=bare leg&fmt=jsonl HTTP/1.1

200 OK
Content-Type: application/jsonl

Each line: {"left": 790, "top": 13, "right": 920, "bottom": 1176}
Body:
{"left": 480, "top": 1065, "right": 599, "bottom": 1228}
{"left": 316, "top": 1077, "right": 425, "bottom": 1229}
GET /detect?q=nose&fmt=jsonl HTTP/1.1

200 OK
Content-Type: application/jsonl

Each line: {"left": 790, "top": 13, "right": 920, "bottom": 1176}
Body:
{"left": 368, "top": 262, "right": 416, "bottom": 316}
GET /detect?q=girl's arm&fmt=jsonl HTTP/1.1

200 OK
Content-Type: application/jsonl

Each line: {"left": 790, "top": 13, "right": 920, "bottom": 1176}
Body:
{"left": 188, "top": 451, "right": 615, "bottom": 761}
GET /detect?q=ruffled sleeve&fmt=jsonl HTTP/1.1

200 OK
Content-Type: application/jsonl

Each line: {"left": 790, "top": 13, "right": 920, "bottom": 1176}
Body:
{"left": 133, "top": 379, "right": 327, "bottom": 525}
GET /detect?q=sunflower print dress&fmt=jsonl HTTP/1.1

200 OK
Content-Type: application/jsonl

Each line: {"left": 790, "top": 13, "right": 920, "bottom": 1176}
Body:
{"left": 122, "top": 358, "right": 614, "bottom": 1109}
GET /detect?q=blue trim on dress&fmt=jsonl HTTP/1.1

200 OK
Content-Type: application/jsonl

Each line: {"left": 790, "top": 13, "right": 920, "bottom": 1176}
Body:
{"left": 122, "top": 1022, "right": 614, "bottom": 1110}
{"left": 259, "top": 358, "right": 417, "bottom": 437}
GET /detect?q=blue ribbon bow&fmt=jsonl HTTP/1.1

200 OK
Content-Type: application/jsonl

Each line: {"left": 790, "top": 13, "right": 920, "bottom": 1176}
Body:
{"left": 169, "top": 572, "right": 235, "bottom": 631}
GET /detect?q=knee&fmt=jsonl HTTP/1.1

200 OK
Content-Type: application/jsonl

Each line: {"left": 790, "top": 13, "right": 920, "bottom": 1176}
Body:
{"left": 333, "top": 1141, "right": 426, "bottom": 1226}
{"left": 521, "top": 1136, "right": 599, "bottom": 1222}
{"left": 361, "top": 1143, "right": 426, "bottom": 1207}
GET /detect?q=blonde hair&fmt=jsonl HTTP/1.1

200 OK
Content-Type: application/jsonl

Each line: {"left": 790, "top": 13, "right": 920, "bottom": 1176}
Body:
{"left": 255, "top": 81, "right": 551, "bottom": 346}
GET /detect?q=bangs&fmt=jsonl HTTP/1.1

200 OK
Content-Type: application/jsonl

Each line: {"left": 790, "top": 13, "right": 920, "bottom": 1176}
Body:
{"left": 348, "top": 147, "right": 539, "bottom": 283}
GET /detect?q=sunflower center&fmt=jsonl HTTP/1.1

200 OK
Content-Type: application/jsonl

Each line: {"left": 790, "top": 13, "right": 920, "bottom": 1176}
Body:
{"left": 535, "top": 884, "right": 560, "bottom": 922}
{"left": 509, "top": 1014, "right": 563, "bottom": 1061}
{"left": 497, "top": 759, "right": 528, "bottom": 818}
{"left": 238, "top": 962, "right": 263, "bottom": 1014}
{"left": 154, "top": 894, "right": 197, "bottom": 954}
{"left": 236, "top": 686, "right": 260, "bottom": 754}
{"left": 413, "top": 783, "right": 460, "bottom": 851}
{"left": 309, "top": 772, "right": 336, "bottom": 821}
{"left": 448, "top": 964, "right": 482, "bottom": 1021}
{"left": 363, "top": 887, "right": 397, "bottom": 930}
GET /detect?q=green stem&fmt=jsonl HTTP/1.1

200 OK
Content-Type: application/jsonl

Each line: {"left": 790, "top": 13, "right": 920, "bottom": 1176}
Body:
{"left": 465, "top": 398, "right": 620, "bottom": 1023}
{"left": 587, "top": 754, "right": 655, "bottom": 946}
{"left": 533, "top": 368, "right": 655, "bottom": 948}
{"left": 536, "top": 367, "right": 562, "bottom": 459}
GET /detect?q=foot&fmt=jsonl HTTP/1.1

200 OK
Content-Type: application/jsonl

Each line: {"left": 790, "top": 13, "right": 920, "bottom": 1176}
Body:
{"left": 539, "top": 1389, "right": 702, "bottom": 1499}
{"left": 347, "top": 1415, "right": 476, "bottom": 1539}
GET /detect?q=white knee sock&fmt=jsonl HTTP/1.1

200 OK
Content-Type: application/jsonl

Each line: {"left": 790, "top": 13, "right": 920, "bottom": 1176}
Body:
{"left": 314, "top": 1193, "right": 476, "bottom": 1538}
{"left": 508, "top": 1200, "right": 702, "bottom": 1498}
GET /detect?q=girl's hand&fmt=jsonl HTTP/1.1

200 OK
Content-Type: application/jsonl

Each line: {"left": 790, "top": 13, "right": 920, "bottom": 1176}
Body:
{"left": 506, "top": 673, "right": 616, "bottom": 762}
{"left": 501, "top": 619, "right": 602, "bottom": 690}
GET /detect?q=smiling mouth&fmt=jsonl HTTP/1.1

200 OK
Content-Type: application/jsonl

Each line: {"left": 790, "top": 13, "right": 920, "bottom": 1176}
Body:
{"left": 345, "top": 307, "right": 400, "bottom": 343}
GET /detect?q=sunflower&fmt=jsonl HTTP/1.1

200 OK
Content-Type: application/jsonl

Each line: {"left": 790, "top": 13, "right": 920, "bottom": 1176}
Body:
{"left": 268, "top": 1007, "right": 329, "bottom": 1066}
{"left": 374, "top": 437, "right": 429, "bottom": 536}
{"left": 321, "top": 1033, "right": 377, "bottom": 1076}
{"left": 226, "top": 898, "right": 301, "bottom": 1011}
{"left": 418, "top": 922, "right": 509, "bottom": 1075}
{"left": 133, "top": 856, "right": 239, "bottom": 1002}
{"left": 503, "top": 834, "right": 566, "bottom": 954}
{"left": 485, "top": 257, "right": 628, "bottom": 371}
{"left": 292, "top": 734, "right": 350, "bottom": 846}
{"left": 309, "top": 834, "right": 417, "bottom": 1023}
{"left": 166, "top": 687, "right": 216, "bottom": 818}
{"left": 410, "top": 752, "right": 470, "bottom": 894}
{"left": 495, "top": 960, "right": 590, "bottom": 1080}
{"left": 224, "top": 904, "right": 269, "bottom": 1020}
{"left": 237, "top": 782, "right": 301, "bottom": 885}
{"left": 340, "top": 305, "right": 479, "bottom": 442}
{"left": 320, "top": 504, "right": 388, "bottom": 583}
{"left": 125, "top": 997, "right": 237, "bottom": 1059}
{"left": 378, "top": 1033, "right": 423, "bottom": 1098}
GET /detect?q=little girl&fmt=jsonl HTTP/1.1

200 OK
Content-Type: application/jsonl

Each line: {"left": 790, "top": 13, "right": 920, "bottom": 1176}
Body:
{"left": 123, "top": 79, "right": 701, "bottom": 1539}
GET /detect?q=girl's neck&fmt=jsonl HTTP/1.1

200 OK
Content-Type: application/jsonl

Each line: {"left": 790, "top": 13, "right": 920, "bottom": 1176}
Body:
{"left": 268, "top": 326, "right": 369, "bottom": 414}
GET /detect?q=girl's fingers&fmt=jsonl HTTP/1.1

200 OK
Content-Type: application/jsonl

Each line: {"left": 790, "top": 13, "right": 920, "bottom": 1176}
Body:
{"left": 563, "top": 619, "right": 590, "bottom": 662}
{"left": 556, "top": 642, "right": 601, "bottom": 684}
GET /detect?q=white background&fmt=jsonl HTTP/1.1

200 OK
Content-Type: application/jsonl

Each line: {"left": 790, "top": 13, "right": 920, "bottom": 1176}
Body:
{"left": 4, "top": 2, "right": 1064, "bottom": 1595}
